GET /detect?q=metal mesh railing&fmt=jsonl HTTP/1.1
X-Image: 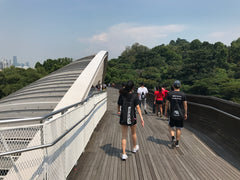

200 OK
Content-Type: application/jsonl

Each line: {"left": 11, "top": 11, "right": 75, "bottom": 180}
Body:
{"left": 0, "top": 124, "right": 44, "bottom": 180}
{"left": 0, "top": 91, "right": 107, "bottom": 180}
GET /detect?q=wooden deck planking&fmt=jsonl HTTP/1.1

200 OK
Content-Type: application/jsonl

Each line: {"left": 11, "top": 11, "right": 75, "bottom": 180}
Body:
{"left": 67, "top": 87, "right": 240, "bottom": 180}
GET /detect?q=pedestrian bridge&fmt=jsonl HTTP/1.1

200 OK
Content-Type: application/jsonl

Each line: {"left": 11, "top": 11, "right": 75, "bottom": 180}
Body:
{"left": 0, "top": 51, "right": 240, "bottom": 180}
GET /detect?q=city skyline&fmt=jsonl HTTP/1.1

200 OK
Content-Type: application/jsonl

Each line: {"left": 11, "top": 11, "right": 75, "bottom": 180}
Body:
{"left": 0, "top": 0, "right": 240, "bottom": 66}
{"left": 0, "top": 56, "right": 30, "bottom": 70}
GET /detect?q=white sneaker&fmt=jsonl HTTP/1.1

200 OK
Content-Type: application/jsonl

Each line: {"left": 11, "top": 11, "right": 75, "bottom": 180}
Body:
{"left": 175, "top": 141, "right": 179, "bottom": 148}
{"left": 122, "top": 154, "right": 128, "bottom": 160}
{"left": 132, "top": 145, "right": 139, "bottom": 153}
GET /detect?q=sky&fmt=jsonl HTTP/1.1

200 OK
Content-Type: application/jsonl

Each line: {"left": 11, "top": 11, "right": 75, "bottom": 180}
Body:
{"left": 0, "top": 0, "right": 240, "bottom": 67}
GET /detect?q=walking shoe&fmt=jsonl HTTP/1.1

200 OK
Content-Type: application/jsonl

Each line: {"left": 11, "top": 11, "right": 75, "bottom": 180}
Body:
{"left": 121, "top": 154, "right": 128, "bottom": 160}
{"left": 171, "top": 136, "right": 175, "bottom": 147}
{"left": 132, "top": 145, "right": 139, "bottom": 153}
{"left": 175, "top": 141, "right": 179, "bottom": 148}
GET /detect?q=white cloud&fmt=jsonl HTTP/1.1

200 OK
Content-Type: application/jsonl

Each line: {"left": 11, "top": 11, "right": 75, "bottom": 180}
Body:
{"left": 91, "top": 33, "right": 108, "bottom": 42}
{"left": 207, "top": 28, "right": 240, "bottom": 45}
{"left": 78, "top": 23, "right": 186, "bottom": 58}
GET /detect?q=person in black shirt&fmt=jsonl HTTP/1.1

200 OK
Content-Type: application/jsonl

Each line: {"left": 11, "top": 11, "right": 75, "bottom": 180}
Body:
{"left": 164, "top": 80, "right": 187, "bottom": 148}
{"left": 118, "top": 80, "right": 144, "bottom": 160}
{"left": 117, "top": 82, "right": 126, "bottom": 115}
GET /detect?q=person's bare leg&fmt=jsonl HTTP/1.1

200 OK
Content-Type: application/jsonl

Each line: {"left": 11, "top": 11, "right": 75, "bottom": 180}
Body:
{"left": 130, "top": 124, "right": 137, "bottom": 148}
{"left": 121, "top": 125, "right": 128, "bottom": 154}
{"left": 169, "top": 126, "right": 175, "bottom": 137}
{"left": 175, "top": 128, "right": 181, "bottom": 147}
{"left": 156, "top": 104, "right": 159, "bottom": 116}
{"left": 176, "top": 128, "right": 181, "bottom": 141}
{"left": 160, "top": 104, "right": 163, "bottom": 116}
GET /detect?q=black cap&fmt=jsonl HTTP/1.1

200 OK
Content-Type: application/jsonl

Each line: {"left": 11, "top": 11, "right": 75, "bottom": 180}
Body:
{"left": 173, "top": 80, "right": 181, "bottom": 88}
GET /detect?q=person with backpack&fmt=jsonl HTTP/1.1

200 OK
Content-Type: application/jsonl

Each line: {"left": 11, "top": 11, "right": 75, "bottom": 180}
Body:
{"left": 154, "top": 85, "right": 165, "bottom": 117}
{"left": 164, "top": 80, "right": 187, "bottom": 148}
{"left": 137, "top": 82, "right": 148, "bottom": 114}
{"left": 118, "top": 80, "right": 144, "bottom": 160}
{"left": 117, "top": 82, "right": 126, "bottom": 115}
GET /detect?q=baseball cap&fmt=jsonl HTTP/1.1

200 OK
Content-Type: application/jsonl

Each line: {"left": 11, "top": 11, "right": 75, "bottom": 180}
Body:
{"left": 173, "top": 80, "right": 181, "bottom": 88}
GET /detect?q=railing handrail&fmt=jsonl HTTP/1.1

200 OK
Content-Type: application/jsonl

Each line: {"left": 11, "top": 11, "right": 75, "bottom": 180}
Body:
{"left": 0, "top": 90, "right": 105, "bottom": 124}
{"left": 146, "top": 89, "right": 240, "bottom": 120}
{"left": 0, "top": 91, "right": 107, "bottom": 157}
{"left": 188, "top": 101, "right": 240, "bottom": 121}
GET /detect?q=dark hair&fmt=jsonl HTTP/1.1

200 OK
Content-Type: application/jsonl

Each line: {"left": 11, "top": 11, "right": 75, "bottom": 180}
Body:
{"left": 158, "top": 85, "right": 162, "bottom": 92}
{"left": 119, "top": 82, "right": 127, "bottom": 93}
{"left": 120, "top": 80, "right": 134, "bottom": 96}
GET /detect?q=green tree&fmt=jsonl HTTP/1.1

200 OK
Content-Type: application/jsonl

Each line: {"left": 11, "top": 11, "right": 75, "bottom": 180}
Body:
{"left": 221, "top": 79, "right": 240, "bottom": 103}
{"left": 229, "top": 38, "right": 240, "bottom": 64}
{"left": 0, "top": 57, "right": 72, "bottom": 99}
{"left": 105, "top": 39, "right": 240, "bottom": 103}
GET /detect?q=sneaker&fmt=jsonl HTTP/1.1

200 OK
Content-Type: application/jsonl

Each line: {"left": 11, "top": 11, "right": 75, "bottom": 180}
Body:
{"left": 121, "top": 154, "right": 128, "bottom": 160}
{"left": 132, "top": 145, "right": 139, "bottom": 153}
{"left": 175, "top": 141, "right": 179, "bottom": 148}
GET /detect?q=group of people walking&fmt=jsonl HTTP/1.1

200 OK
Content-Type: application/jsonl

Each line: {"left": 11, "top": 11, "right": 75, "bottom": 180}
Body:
{"left": 117, "top": 80, "right": 187, "bottom": 160}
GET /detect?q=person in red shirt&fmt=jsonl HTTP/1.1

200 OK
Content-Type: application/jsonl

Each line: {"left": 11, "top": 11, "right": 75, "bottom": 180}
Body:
{"left": 162, "top": 86, "right": 169, "bottom": 99}
{"left": 162, "top": 86, "right": 169, "bottom": 116}
{"left": 154, "top": 85, "right": 165, "bottom": 117}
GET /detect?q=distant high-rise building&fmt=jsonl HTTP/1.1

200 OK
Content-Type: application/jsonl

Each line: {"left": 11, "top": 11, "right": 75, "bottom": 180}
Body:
{"left": 2, "top": 58, "right": 9, "bottom": 69}
{"left": 0, "top": 61, "right": 3, "bottom": 70}
{"left": 13, "top": 56, "right": 17, "bottom": 66}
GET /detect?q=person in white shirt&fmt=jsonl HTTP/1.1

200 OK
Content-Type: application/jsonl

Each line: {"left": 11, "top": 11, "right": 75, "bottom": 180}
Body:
{"left": 137, "top": 83, "right": 148, "bottom": 114}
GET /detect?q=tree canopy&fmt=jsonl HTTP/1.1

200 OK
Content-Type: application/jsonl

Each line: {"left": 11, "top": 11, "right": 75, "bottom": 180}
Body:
{"left": 105, "top": 38, "right": 240, "bottom": 103}
{"left": 0, "top": 57, "right": 72, "bottom": 99}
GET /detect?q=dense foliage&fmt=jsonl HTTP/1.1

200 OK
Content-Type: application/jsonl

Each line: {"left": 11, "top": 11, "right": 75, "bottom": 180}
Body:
{"left": 105, "top": 38, "right": 240, "bottom": 103}
{"left": 0, "top": 57, "right": 72, "bottom": 99}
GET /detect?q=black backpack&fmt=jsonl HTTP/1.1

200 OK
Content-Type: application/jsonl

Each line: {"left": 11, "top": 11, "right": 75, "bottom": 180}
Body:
{"left": 120, "top": 94, "right": 136, "bottom": 126}
{"left": 170, "top": 99, "right": 184, "bottom": 121}
{"left": 141, "top": 92, "right": 145, "bottom": 99}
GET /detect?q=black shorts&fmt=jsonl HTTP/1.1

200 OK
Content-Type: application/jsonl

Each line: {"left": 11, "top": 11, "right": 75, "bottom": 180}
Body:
{"left": 119, "top": 118, "right": 137, "bottom": 126}
{"left": 169, "top": 117, "right": 184, "bottom": 128}
{"left": 156, "top": 100, "right": 163, "bottom": 105}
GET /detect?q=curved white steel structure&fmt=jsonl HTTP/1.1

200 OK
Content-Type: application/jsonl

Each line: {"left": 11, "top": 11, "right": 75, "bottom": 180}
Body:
{"left": 0, "top": 51, "right": 108, "bottom": 180}
{"left": 0, "top": 51, "right": 107, "bottom": 120}
{"left": 54, "top": 50, "right": 108, "bottom": 111}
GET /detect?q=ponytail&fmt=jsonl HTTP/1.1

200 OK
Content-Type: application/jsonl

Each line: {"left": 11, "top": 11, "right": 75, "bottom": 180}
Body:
{"left": 120, "top": 80, "right": 134, "bottom": 96}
